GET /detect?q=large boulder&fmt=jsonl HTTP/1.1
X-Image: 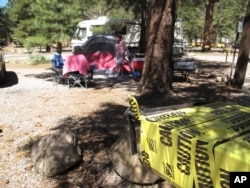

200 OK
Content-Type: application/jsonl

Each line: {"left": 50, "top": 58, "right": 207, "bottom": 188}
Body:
{"left": 111, "top": 127, "right": 161, "bottom": 184}
{"left": 31, "top": 130, "right": 82, "bottom": 177}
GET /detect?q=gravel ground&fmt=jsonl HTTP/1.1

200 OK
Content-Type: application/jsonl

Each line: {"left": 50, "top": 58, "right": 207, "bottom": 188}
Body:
{"left": 1, "top": 53, "right": 250, "bottom": 188}
{"left": 0, "top": 64, "right": 140, "bottom": 188}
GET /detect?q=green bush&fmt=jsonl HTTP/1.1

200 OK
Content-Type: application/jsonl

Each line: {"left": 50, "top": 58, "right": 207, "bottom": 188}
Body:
{"left": 30, "top": 55, "right": 49, "bottom": 65}
{"left": 223, "top": 48, "right": 232, "bottom": 53}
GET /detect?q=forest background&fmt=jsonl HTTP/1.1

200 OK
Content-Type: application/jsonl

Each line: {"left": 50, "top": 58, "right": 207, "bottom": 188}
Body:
{"left": 0, "top": 0, "right": 250, "bottom": 92}
{"left": 0, "top": 0, "right": 248, "bottom": 50}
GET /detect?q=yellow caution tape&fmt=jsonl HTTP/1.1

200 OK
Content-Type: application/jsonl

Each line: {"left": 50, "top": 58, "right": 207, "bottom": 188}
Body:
{"left": 138, "top": 101, "right": 250, "bottom": 188}
{"left": 128, "top": 95, "right": 140, "bottom": 120}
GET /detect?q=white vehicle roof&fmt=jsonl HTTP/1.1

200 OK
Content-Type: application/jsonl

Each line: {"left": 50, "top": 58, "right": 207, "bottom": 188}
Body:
{"left": 77, "top": 16, "right": 109, "bottom": 27}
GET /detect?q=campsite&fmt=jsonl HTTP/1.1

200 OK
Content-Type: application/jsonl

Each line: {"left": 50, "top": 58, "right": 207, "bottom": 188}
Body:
{"left": 1, "top": 47, "right": 250, "bottom": 187}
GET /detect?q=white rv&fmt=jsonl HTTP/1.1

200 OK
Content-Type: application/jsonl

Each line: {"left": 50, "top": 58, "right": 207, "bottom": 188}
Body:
{"left": 70, "top": 16, "right": 141, "bottom": 51}
{"left": 173, "top": 18, "right": 186, "bottom": 56}
{"left": 71, "top": 17, "right": 185, "bottom": 56}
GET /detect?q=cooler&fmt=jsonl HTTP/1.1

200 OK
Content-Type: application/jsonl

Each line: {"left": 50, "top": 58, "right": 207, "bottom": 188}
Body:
{"left": 132, "top": 57, "right": 144, "bottom": 71}
{"left": 131, "top": 57, "right": 144, "bottom": 78}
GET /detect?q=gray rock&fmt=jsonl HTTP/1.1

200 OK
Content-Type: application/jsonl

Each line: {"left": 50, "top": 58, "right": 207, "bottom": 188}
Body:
{"left": 111, "top": 128, "right": 161, "bottom": 184}
{"left": 207, "top": 73, "right": 217, "bottom": 79}
{"left": 215, "top": 76, "right": 223, "bottom": 83}
{"left": 216, "top": 75, "right": 228, "bottom": 84}
{"left": 31, "top": 130, "right": 82, "bottom": 177}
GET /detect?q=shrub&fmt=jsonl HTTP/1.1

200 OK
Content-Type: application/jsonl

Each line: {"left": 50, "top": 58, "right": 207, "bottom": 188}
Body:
{"left": 30, "top": 55, "right": 49, "bottom": 65}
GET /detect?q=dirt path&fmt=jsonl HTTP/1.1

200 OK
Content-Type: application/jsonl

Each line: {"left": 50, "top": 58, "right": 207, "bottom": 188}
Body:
{"left": 1, "top": 63, "right": 143, "bottom": 187}
{"left": 1, "top": 57, "right": 250, "bottom": 187}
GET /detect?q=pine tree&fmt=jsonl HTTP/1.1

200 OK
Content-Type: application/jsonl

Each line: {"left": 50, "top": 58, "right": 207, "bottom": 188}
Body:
{"left": 232, "top": 0, "right": 250, "bottom": 89}
{"left": 138, "top": 0, "right": 177, "bottom": 94}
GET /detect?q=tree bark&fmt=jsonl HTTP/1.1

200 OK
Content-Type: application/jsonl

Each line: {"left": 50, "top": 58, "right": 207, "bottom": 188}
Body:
{"left": 202, "top": 0, "right": 215, "bottom": 52}
{"left": 232, "top": 0, "right": 250, "bottom": 89}
{"left": 138, "top": 0, "right": 177, "bottom": 94}
{"left": 139, "top": 8, "right": 147, "bottom": 53}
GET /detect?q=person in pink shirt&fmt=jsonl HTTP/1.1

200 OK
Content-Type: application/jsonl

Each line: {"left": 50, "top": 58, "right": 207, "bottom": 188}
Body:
{"left": 115, "top": 34, "right": 130, "bottom": 78}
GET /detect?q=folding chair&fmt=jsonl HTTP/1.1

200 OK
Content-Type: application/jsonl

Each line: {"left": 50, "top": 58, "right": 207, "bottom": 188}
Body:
{"left": 51, "top": 53, "right": 65, "bottom": 84}
{"left": 67, "top": 72, "right": 90, "bottom": 88}
{"left": 63, "top": 54, "right": 92, "bottom": 88}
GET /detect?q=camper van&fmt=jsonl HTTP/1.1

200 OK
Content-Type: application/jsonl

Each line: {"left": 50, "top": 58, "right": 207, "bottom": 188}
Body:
{"left": 71, "top": 17, "right": 185, "bottom": 56}
{"left": 173, "top": 18, "right": 186, "bottom": 56}
{"left": 70, "top": 16, "right": 141, "bottom": 52}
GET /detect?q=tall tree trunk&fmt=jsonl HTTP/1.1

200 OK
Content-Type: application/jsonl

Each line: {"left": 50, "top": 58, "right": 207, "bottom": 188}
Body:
{"left": 232, "top": 0, "right": 250, "bottom": 89}
{"left": 138, "top": 0, "right": 177, "bottom": 94}
{"left": 139, "top": 8, "right": 147, "bottom": 53}
{"left": 6, "top": 32, "right": 11, "bottom": 46}
{"left": 202, "top": 0, "right": 215, "bottom": 52}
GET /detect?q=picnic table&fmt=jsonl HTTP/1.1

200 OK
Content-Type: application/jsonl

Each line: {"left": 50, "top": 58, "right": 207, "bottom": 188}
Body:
{"left": 124, "top": 96, "right": 250, "bottom": 188}
{"left": 173, "top": 57, "right": 196, "bottom": 80}
{"left": 131, "top": 55, "right": 197, "bottom": 81}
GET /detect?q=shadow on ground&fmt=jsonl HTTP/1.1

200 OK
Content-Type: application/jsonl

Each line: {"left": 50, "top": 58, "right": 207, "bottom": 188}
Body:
{"left": 23, "top": 60, "right": 250, "bottom": 109}
{"left": 16, "top": 59, "right": 250, "bottom": 187}
{"left": 0, "top": 71, "right": 18, "bottom": 88}
{"left": 18, "top": 101, "right": 133, "bottom": 187}
{"left": 25, "top": 68, "right": 140, "bottom": 91}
